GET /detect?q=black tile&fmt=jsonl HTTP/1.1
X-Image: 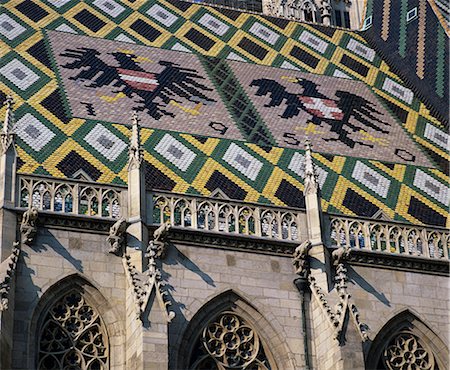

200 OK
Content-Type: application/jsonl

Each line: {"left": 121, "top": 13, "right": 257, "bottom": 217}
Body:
{"left": 313, "top": 24, "right": 336, "bottom": 38}
{"left": 41, "top": 89, "right": 70, "bottom": 124}
{"left": 192, "top": 135, "right": 208, "bottom": 144}
{"left": 381, "top": 161, "right": 395, "bottom": 170}
{"left": 144, "top": 161, "right": 176, "bottom": 191}
{"left": 340, "top": 54, "right": 369, "bottom": 77}
{"left": 16, "top": 0, "right": 48, "bottom": 22}
{"left": 16, "top": 156, "right": 25, "bottom": 171}
{"left": 275, "top": 179, "right": 306, "bottom": 208}
{"left": 166, "top": 0, "right": 192, "bottom": 12}
{"left": 205, "top": 171, "right": 247, "bottom": 200}
{"left": 184, "top": 28, "right": 215, "bottom": 51}
{"left": 343, "top": 188, "right": 379, "bottom": 217}
{"left": 57, "top": 151, "right": 102, "bottom": 181}
{"left": 381, "top": 97, "right": 408, "bottom": 123}
{"left": 290, "top": 46, "right": 319, "bottom": 68}
{"left": 263, "top": 15, "right": 289, "bottom": 29}
{"left": 130, "top": 19, "right": 162, "bottom": 42}
{"left": 322, "top": 153, "right": 335, "bottom": 162}
{"left": 73, "top": 9, "right": 106, "bottom": 33}
{"left": 27, "top": 39, "right": 52, "bottom": 68}
{"left": 408, "top": 196, "right": 446, "bottom": 226}
{"left": 238, "top": 37, "right": 268, "bottom": 61}
{"left": 217, "top": 8, "right": 241, "bottom": 21}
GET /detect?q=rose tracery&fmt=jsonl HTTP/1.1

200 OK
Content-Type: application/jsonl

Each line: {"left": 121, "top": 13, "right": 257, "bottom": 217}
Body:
{"left": 383, "top": 332, "right": 435, "bottom": 370}
{"left": 38, "top": 290, "right": 109, "bottom": 370}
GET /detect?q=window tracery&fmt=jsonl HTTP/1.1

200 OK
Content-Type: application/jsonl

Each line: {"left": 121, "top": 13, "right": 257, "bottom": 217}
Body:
{"left": 381, "top": 332, "right": 436, "bottom": 370}
{"left": 189, "top": 312, "right": 271, "bottom": 370}
{"left": 37, "top": 290, "right": 109, "bottom": 370}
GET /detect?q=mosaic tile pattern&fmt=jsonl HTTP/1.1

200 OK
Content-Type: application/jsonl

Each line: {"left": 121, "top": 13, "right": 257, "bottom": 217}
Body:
{"left": 364, "top": 0, "right": 449, "bottom": 124}
{"left": 0, "top": 0, "right": 448, "bottom": 227}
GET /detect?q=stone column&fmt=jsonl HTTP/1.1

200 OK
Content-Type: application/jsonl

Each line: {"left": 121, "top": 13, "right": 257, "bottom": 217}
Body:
{"left": 0, "top": 97, "right": 18, "bottom": 369}
{"left": 126, "top": 112, "right": 147, "bottom": 273}
{"left": 303, "top": 140, "right": 331, "bottom": 291}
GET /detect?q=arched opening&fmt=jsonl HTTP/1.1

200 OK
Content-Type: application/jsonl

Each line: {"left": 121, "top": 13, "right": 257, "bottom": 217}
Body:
{"left": 189, "top": 311, "right": 271, "bottom": 369}
{"left": 175, "top": 290, "right": 293, "bottom": 370}
{"left": 366, "top": 310, "right": 448, "bottom": 370}
{"left": 37, "top": 289, "right": 109, "bottom": 369}
{"left": 30, "top": 274, "right": 124, "bottom": 370}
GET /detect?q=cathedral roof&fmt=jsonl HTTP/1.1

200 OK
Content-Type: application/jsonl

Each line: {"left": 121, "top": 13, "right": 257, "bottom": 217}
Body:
{"left": 0, "top": 0, "right": 448, "bottom": 227}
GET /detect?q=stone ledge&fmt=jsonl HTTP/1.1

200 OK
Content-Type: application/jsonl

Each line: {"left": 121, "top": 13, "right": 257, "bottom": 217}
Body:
{"left": 346, "top": 249, "right": 449, "bottom": 276}
{"left": 149, "top": 225, "right": 297, "bottom": 256}
{"left": 16, "top": 209, "right": 113, "bottom": 234}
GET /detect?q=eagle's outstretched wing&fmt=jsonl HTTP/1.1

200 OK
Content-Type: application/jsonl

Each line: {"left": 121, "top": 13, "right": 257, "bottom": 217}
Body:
{"left": 250, "top": 78, "right": 301, "bottom": 119}
{"left": 60, "top": 48, "right": 120, "bottom": 88}
{"left": 334, "top": 91, "right": 390, "bottom": 134}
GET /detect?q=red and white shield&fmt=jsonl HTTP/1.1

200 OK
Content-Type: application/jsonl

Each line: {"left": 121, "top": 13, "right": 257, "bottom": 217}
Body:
{"left": 298, "top": 96, "right": 344, "bottom": 120}
{"left": 116, "top": 68, "right": 159, "bottom": 92}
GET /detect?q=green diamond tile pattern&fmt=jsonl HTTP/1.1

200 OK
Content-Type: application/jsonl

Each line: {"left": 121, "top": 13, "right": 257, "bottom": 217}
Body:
{"left": 0, "top": 0, "right": 448, "bottom": 227}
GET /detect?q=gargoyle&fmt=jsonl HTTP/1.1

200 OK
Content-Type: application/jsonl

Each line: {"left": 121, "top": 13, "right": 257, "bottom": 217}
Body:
{"left": 152, "top": 222, "right": 171, "bottom": 258}
{"left": 107, "top": 218, "right": 127, "bottom": 255}
{"left": 332, "top": 245, "right": 351, "bottom": 266}
{"left": 293, "top": 240, "right": 312, "bottom": 276}
{"left": 20, "top": 207, "right": 38, "bottom": 245}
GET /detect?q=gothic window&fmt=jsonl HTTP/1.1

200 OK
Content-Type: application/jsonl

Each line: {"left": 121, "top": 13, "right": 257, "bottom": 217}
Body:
{"left": 189, "top": 311, "right": 272, "bottom": 369}
{"left": 37, "top": 290, "right": 109, "bottom": 370}
{"left": 379, "top": 331, "right": 437, "bottom": 370}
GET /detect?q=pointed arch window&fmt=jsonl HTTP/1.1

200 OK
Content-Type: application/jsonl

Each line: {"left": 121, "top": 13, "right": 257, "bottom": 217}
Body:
{"left": 380, "top": 331, "right": 437, "bottom": 370}
{"left": 37, "top": 290, "right": 109, "bottom": 369}
{"left": 189, "top": 311, "right": 272, "bottom": 369}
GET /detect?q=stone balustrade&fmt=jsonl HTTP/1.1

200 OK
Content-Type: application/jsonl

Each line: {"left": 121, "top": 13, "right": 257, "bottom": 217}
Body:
{"left": 16, "top": 176, "right": 449, "bottom": 260}
{"left": 329, "top": 216, "right": 449, "bottom": 260}
{"left": 18, "top": 175, "right": 124, "bottom": 219}
{"left": 151, "top": 191, "right": 306, "bottom": 242}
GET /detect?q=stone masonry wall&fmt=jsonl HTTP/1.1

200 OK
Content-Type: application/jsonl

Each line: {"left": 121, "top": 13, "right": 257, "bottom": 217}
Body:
{"left": 11, "top": 226, "right": 126, "bottom": 369}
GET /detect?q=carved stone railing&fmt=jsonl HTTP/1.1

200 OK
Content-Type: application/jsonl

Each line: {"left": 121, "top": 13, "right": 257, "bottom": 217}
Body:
{"left": 151, "top": 192, "right": 306, "bottom": 242}
{"left": 329, "top": 216, "right": 450, "bottom": 260}
{"left": 18, "top": 175, "right": 125, "bottom": 219}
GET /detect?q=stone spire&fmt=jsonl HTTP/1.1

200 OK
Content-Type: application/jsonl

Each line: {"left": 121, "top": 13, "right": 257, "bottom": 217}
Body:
{"left": 128, "top": 111, "right": 143, "bottom": 170}
{"left": 1, "top": 96, "right": 15, "bottom": 154}
{"left": 303, "top": 139, "right": 319, "bottom": 196}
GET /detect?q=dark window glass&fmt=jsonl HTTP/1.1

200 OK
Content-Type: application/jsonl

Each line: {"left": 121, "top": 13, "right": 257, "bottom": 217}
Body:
{"left": 343, "top": 11, "right": 351, "bottom": 28}
{"left": 334, "top": 10, "right": 342, "bottom": 27}
{"left": 304, "top": 9, "right": 314, "bottom": 22}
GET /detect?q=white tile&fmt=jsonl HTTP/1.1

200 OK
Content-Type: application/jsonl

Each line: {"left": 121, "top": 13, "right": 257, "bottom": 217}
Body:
{"left": 249, "top": 22, "right": 279, "bottom": 45}
{"left": 424, "top": 123, "right": 449, "bottom": 150}
{"left": 413, "top": 169, "right": 449, "bottom": 205}
{"left": 84, "top": 124, "right": 127, "bottom": 161}
{"left": 15, "top": 113, "right": 55, "bottom": 151}
{"left": 352, "top": 161, "right": 391, "bottom": 198}
{"left": 93, "top": 0, "right": 125, "bottom": 18}
{"left": 298, "top": 31, "right": 328, "bottom": 54}
{"left": 382, "top": 78, "right": 414, "bottom": 104}
{"left": 114, "top": 33, "right": 135, "bottom": 43}
{"left": 280, "top": 61, "right": 300, "bottom": 70}
{"left": 171, "top": 43, "right": 192, "bottom": 53}
{"left": 155, "top": 134, "right": 196, "bottom": 171}
{"left": 0, "top": 59, "right": 39, "bottom": 91}
{"left": 146, "top": 4, "right": 178, "bottom": 27}
{"left": 346, "top": 38, "right": 375, "bottom": 62}
{"left": 332, "top": 69, "right": 352, "bottom": 79}
{"left": 223, "top": 143, "right": 262, "bottom": 181}
{"left": 55, "top": 23, "right": 77, "bottom": 33}
{"left": 227, "top": 52, "right": 246, "bottom": 62}
{"left": 0, "top": 13, "right": 26, "bottom": 41}
{"left": 199, "top": 13, "right": 229, "bottom": 36}
{"left": 46, "top": 0, "right": 73, "bottom": 7}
